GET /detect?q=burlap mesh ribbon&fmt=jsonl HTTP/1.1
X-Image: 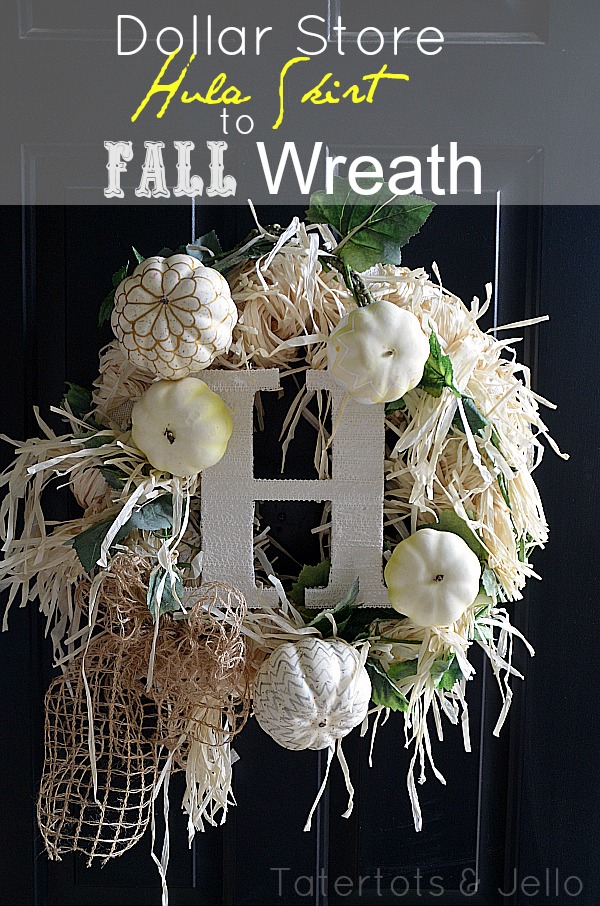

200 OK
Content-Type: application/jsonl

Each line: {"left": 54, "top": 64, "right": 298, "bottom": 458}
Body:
{"left": 37, "top": 555, "right": 249, "bottom": 863}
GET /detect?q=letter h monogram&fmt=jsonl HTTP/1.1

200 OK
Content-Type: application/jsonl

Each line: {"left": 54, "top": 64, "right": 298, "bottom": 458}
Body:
{"left": 200, "top": 369, "right": 388, "bottom": 607}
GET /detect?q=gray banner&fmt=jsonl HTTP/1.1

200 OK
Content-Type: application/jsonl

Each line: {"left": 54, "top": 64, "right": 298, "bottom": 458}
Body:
{"left": 2, "top": 0, "right": 597, "bottom": 204}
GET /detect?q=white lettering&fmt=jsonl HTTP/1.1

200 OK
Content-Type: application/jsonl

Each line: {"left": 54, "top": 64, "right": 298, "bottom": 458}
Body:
{"left": 357, "top": 27, "right": 385, "bottom": 56}
{"left": 135, "top": 141, "right": 170, "bottom": 198}
{"left": 450, "top": 142, "right": 482, "bottom": 195}
{"left": 156, "top": 26, "right": 183, "bottom": 56}
{"left": 206, "top": 140, "right": 236, "bottom": 197}
{"left": 257, "top": 141, "right": 322, "bottom": 194}
{"left": 389, "top": 155, "right": 423, "bottom": 195}
{"left": 117, "top": 15, "right": 146, "bottom": 56}
{"left": 296, "top": 15, "right": 327, "bottom": 56}
{"left": 348, "top": 156, "right": 383, "bottom": 195}
{"left": 173, "top": 141, "right": 203, "bottom": 198}
{"left": 417, "top": 26, "right": 445, "bottom": 55}
{"left": 104, "top": 141, "right": 133, "bottom": 198}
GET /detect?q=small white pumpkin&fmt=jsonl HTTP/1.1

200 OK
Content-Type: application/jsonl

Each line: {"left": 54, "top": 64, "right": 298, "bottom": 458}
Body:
{"left": 112, "top": 254, "right": 237, "bottom": 379}
{"left": 253, "top": 638, "right": 371, "bottom": 751}
{"left": 327, "top": 299, "right": 429, "bottom": 404}
{"left": 131, "top": 377, "right": 233, "bottom": 477}
{"left": 385, "top": 528, "right": 481, "bottom": 627}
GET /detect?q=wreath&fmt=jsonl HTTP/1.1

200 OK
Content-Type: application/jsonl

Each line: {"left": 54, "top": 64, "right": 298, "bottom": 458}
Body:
{"left": 0, "top": 188, "right": 566, "bottom": 896}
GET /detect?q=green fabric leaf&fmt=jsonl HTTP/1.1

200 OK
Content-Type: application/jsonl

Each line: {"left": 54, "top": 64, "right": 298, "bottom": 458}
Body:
{"left": 385, "top": 397, "right": 407, "bottom": 414}
{"left": 453, "top": 396, "right": 489, "bottom": 435}
{"left": 388, "top": 659, "right": 418, "bottom": 681}
{"left": 432, "top": 656, "right": 463, "bottom": 691}
{"left": 306, "top": 176, "right": 434, "bottom": 272}
{"left": 337, "top": 606, "right": 400, "bottom": 643}
{"left": 418, "top": 330, "right": 460, "bottom": 398}
{"left": 481, "top": 567, "right": 498, "bottom": 598}
{"left": 99, "top": 465, "right": 127, "bottom": 490}
{"left": 186, "top": 231, "right": 223, "bottom": 263}
{"left": 126, "top": 494, "right": 173, "bottom": 533}
{"left": 147, "top": 567, "right": 183, "bottom": 621}
{"left": 473, "top": 623, "right": 492, "bottom": 643}
{"left": 497, "top": 472, "right": 512, "bottom": 509}
{"left": 72, "top": 519, "right": 130, "bottom": 573}
{"left": 71, "top": 495, "right": 173, "bottom": 573}
{"left": 289, "top": 559, "right": 330, "bottom": 607}
{"left": 365, "top": 657, "right": 409, "bottom": 711}
{"left": 426, "top": 509, "right": 487, "bottom": 563}
{"left": 111, "top": 263, "right": 128, "bottom": 288}
{"left": 305, "top": 578, "right": 359, "bottom": 638}
{"left": 490, "top": 428, "right": 512, "bottom": 509}
{"left": 99, "top": 263, "right": 128, "bottom": 326}
{"left": 61, "top": 383, "right": 92, "bottom": 419}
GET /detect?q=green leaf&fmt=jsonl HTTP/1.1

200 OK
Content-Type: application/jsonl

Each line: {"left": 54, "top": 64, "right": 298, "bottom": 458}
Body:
{"left": 489, "top": 428, "right": 512, "bottom": 509}
{"left": 432, "top": 656, "right": 463, "bottom": 691}
{"left": 306, "top": 176, "right": 434, "bottom": 272}
{"left": 72, "top": 519, "right": 130, "bottom": 573}
{"left": 418, "top": 330, "right": 460, "bottom": 399}
{"left": 497, "top": 472, "right": 512, "bottom": 509}
{"left": 385, "top": 397, "right": 407, "bottom": 414}
{"left": 365, "top": 657, "right": 409, "bottom": 711}
{"left": 111, "top": 263, "right": 128, "bottom": 288}
{"left": 186, "top": 230, "right": 223, "bottom": 263}
{"left": 388, "top": 659, "right": 418, "bottom": 681}
{"left": 99, "top": 263, "right": 128, "bottom": 327}
{"left": 426, "top": 509, "right": 487, "bottom": 563}
{"left": 132, "top": 247, "right": 145, "bottom": 264}
{"left": 481, "top": 567, "right": 498, "bottom": 598}
{"left": 61, "top": 383, "right": 92, "bottom": 419}
{"left": 289, "top": 559, "right": 331, "bottom": 607}
{"left": 453, "top": 396, "right": 489, "bottom": 435}
{"left": 147, "top": 567, "right": 183, "bottom": 621}
{"left": 214, "top": 235, "right": 279, "bottom": 274}
{"left": 304, "top": 578, "right": 359, "bottom": 638}
{"left": 126, "top": 494, "right": 173, "bottom": 533}
{"left": 71, "top": 495, "right": 173, "bottom": 573}
{"left": 99, "top": 465, "right": 127, "bottom": 490}
{"left": 337, "top": 606, "right": 399, "bottom": 643}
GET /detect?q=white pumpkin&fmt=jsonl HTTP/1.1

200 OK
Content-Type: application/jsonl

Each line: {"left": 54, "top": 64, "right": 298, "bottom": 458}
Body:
{"left": 385, "top": 528, "right": 481, "bottom": 627}
{"left": 131, "top": 377, "right": 233, "bottom": 477}
{"left": 253, "top": 638, "right": 371, "bottom": 751}
{"left": 327, "top": 299, "right": 429, "bottom": 404}
{"left": 112, "top": 254, "right": 237, "bottom": 379}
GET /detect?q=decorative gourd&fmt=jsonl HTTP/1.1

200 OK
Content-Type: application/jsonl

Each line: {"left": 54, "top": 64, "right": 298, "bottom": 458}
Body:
{"left": 253, "top": 638, "right": 371, "bottom": 751}
{"left": 112, "top": 254, "right": 237, "bottom": 379}
{"left": 131, "top": 377, "right": 233, "bottom": 477}
{"left": 384, "top": 528, "right": 481, "bottom": 627}
{"left": 327, "top": 299, "right": 429, "bottom": 404}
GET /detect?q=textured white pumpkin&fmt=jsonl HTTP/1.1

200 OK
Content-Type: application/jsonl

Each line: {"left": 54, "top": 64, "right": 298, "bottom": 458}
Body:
{"left": 327, "top": 299, "right": 429, "bottom": 404}
{"left": 385, "top": 528, "right": 481, "bottom": 627}
{"left": 253, "top": 638, "right": 371, "bottom": 751}
{"left": 112, "top": 254, "right": 237, "bottom": 379}
{"left": 131, "top": 377, "right": 233, "bottom": 477}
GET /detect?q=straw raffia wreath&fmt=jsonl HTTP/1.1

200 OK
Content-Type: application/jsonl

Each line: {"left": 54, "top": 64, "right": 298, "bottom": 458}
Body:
{"left": 0, "top": 191, "right": 566, "bottom": 900}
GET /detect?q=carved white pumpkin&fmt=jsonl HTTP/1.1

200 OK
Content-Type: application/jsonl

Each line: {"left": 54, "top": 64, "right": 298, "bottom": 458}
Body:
{"left": 385, "top": 528, "right": 481, "bottom": 627}
{"left": 252, "top": 638, "right": 371, "bottom": 751}
{"left": 112, "top": 255, "right": 237, "bottom": 379}
{"left": 327, "top": 299, "right": 429, "bottom": 404}
{"left": 131, "top": 377, "right": 233, "bottom": 477}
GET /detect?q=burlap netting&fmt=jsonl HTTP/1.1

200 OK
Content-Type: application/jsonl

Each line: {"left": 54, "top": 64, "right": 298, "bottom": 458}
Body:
{"left": 37, "top": 635, "right": 159, "bottom": 863}
{"left": 37, "top": 556, "right": 249, "bottom": 864}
